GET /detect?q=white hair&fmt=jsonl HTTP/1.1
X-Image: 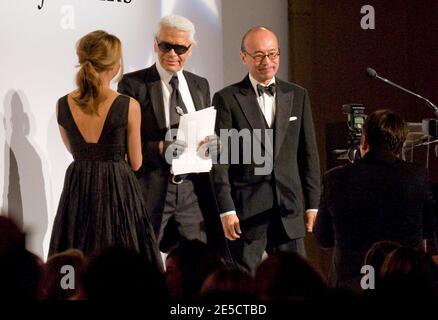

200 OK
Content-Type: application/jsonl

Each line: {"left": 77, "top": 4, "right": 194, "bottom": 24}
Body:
{"left": 156, "top": 15, "right": 197, "bottom": 45}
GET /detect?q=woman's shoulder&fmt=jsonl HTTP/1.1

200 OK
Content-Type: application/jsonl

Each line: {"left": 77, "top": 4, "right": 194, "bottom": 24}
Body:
{"left": 58, "top": 90, "right": 80, "bottom": 109}
{"left": 114, "top": 92, "right": 139, "bottom": 110}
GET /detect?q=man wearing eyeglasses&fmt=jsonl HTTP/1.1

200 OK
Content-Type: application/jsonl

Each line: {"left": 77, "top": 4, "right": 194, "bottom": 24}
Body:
{"left": 118, "top": 15, "right": 226, "bottom": 257}
{"left": 212, "top": 26, "right": 321, "bottom": 272}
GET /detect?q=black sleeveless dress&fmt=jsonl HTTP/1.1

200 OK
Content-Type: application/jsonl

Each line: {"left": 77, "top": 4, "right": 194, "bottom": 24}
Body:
{"left": 49, "top": 94, "right": 162, "bottom": 271}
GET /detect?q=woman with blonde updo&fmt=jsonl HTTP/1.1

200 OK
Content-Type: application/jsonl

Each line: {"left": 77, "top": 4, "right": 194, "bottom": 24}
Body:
{"left": 49, "top": 30, "right": 162, "bottom": 272}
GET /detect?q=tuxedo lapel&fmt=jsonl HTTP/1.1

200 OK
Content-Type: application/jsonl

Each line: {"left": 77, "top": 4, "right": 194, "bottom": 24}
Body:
{"left": 274, "top": 80, "right": 294, "bottom": 159}
{"left": 184, "top": 71, "right": 205, "bottom": 110}
{"left": 235, "top": 76, "right": 268, "bottom": 150}
{"left": 146, "top": 64, "right": 166, "bottom": 130}
{"left": 235, "top": 76, "right": 268, "bottom": 131}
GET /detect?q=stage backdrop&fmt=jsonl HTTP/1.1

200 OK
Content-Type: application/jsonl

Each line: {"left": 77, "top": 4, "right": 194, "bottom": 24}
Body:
{"left": 0, "top": 0, "right": 223, "bottom": 258}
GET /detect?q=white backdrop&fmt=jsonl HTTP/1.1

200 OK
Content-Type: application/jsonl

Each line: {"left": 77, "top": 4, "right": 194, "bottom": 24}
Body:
{"left": 0, "top": 0, "right": 223, "bottom": 259}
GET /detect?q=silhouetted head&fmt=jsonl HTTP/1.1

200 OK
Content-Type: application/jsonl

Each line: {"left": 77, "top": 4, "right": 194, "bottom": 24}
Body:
{"left": 199, "top": 265, "right": 256, "bottom": 301}
{"left": 365, "top": 240, "right": 401, "bottom": 275}
{"left": 81, "top": 246, "right": 168, "bottom": 302}
{"left": 255, "top": 251, "right": 326, "bottom": 300}
{"left": 360, "top": 109, "right": 408, "bottom": 156}
{"left": 1, "top": 215, "right": 43, "bottom": 300}
{"left": 379, "top": 247, "right": 438, "bottom": 301}
{"left": 165, "top": 239, "right": 224, "bottom": 300}
{"left": 41, "top": 249, "right": 86, "bottom": 300}
{"left": 0, "top": 215, "right": 25, "bottom": 256}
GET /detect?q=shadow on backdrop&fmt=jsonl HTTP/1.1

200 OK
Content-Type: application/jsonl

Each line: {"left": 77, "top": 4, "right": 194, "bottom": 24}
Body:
{"left": 3, "top": 90, "right": 48, "bottom": 258}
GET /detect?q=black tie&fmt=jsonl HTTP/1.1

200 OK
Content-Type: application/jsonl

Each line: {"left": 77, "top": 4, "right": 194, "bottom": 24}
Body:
{"left": 169, "top": 75, "right": 188, "bottom": 128}
{"left": 257, "top": 83, "right": 276, "bottom": 96}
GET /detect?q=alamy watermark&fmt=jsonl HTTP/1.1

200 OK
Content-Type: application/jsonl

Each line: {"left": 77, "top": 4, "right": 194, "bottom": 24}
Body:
{"left": 360, "top": 265, "right": 375, "bottom": 290}
{"left": 60, "top": 264, "right": 75, "bottom": 290}
{"left": 360, "top": 5, "right": 375, "bottom": 30}
{"left": 163, "top": 126, "right": 275, "bottom": 176}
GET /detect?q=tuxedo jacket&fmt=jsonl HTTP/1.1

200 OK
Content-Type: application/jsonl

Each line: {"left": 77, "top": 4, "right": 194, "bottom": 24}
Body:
{"left": 117, "top": 64, "right": 226, "bottom": 250}
{"left": 212, "top": 75, "right": 321, "bottom": 240}
{"left": 314, "top": 149, "right": 429, "bottom": 290}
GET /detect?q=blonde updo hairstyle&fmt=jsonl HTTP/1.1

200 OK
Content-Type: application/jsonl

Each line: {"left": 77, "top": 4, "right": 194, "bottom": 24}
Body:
{"left": 73, "top": 30, "right": 123, "bottom": 114}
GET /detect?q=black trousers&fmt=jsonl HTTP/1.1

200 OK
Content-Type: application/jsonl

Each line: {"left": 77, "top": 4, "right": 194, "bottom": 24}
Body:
{"left": 228, "top": 208, "right": 306, "bottom": 273}
{"left": 158, "top": 177, "right": 207, "bottom": 252}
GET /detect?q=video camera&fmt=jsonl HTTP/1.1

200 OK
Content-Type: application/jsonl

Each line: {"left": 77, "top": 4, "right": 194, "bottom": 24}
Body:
{"left": 342, "top": 103, "right": 366, "bottom": 162}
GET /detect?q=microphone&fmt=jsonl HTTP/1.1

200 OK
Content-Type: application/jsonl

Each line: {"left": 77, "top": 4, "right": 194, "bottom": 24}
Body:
{"left": 365, "top": 67, "right": 377, "bottom": 78}
{"left": 365, "top": 67, "right": 438, "bottom": 117}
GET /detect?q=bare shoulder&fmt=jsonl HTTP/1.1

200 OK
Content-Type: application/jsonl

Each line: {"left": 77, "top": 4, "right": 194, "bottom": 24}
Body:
{"left": 128, "top": 96, "right": 140, "bottom": 109}
{"left": 127, "top": 96, "right": 141, "bottom": 118}
{"left": 57, "top": 90, "right": 76, "bottom": 114}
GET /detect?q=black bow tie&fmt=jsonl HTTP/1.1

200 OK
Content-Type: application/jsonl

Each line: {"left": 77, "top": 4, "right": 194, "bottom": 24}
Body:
{"left": 257, "top": 83, "right": 276, "bottom": 96}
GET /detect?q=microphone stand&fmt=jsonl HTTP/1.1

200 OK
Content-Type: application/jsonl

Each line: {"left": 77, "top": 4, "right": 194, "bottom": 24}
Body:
{"left": 374, "top": 74, "right": 438, "bottom": 115}
{"left": 366, "top": 67, "right": 438, "bottom": 137}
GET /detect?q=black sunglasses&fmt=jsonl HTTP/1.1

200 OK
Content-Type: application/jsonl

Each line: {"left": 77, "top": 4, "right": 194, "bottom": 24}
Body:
{"left": 156, "top": 39, "right": 192, "bottom": 55}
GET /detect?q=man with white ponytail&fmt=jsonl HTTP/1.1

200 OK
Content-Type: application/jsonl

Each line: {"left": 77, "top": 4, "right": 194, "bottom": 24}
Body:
{"left": 118, "top": 15, "right": 227, "bottom": 258}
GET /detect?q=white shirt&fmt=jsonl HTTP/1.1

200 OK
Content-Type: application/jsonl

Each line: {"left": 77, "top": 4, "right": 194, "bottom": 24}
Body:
{"left": 155, "top": 61, "right": 196, "bottom": 128}
{"left": 249, "top": 73, "right": 276, "bottom": 128}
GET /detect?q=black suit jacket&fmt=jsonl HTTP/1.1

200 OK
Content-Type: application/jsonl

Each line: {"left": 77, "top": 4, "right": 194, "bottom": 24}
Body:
{"left": 314, "top": 149, "right": 429, "bottom": 290}
{"left": 212, "top": 75, "right": 321, "bottom": 240}
{"left": 118, "top": 64, "right": 228, "bottom": 256}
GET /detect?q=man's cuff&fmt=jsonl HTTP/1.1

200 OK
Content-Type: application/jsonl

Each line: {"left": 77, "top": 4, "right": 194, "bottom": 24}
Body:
{"left": 306, "top": 209, "right": 318, "bottom": 213}
{"left": 220, "top": 210, "right": 237, "bottom": 218}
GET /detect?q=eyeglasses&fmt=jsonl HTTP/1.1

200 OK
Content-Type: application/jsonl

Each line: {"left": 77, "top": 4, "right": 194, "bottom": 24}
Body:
{"left": 244, "top": 50, "right": 280, "bottom": 63}
{"left": 156, "top": 39, "right": 192, "bottom": 55}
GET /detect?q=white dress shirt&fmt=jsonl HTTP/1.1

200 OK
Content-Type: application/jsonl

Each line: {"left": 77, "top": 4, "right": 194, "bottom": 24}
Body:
{"left": 249, "top": 73, "right": 276, "bottom": 128}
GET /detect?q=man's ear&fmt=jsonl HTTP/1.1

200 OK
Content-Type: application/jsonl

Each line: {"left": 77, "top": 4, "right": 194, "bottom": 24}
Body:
{"left": 240, "top": 51, "right": 247, "bottom": 64}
